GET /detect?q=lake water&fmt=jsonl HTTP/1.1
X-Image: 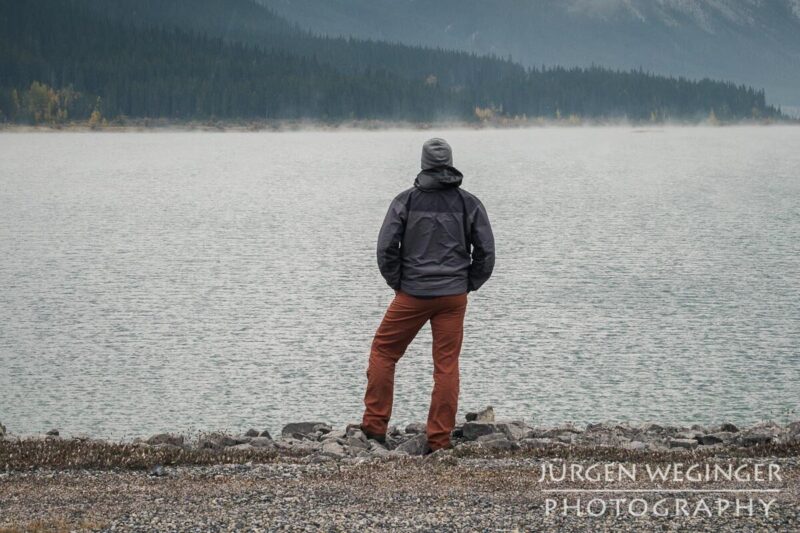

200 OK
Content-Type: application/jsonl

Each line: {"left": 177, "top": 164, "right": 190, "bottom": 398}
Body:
{"left": 1, "top": 127, "right": 798, "bottom": 439}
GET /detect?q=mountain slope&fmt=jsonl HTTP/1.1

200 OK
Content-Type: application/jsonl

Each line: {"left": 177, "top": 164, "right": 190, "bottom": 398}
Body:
{"left": 259, "top": 0, "right": 800, "bottom": 106}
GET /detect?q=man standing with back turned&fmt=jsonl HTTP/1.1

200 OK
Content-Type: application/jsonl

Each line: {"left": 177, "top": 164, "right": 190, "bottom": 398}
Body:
{"left": 361, "top": 138, "right": 495, "bottom": 453}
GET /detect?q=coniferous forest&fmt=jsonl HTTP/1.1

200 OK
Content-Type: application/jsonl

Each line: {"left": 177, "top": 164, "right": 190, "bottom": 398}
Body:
{"left": 0, "top": 0, "right": 784, "bottom": 125}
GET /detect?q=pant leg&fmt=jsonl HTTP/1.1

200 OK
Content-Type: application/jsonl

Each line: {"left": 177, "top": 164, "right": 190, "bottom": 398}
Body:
{"left": 362, "top": 291, "right": 432, "bottom": 437}
{"left": 427, "top": 293, "right": 468, "bottom": 450}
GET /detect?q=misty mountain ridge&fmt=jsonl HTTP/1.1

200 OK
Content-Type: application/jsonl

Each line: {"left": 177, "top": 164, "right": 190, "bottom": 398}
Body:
{"left": 562, "top": 0, "right": 800, "bottom": 28}
{"left": 260, "top": 0, "right": 800, "bottom": 106}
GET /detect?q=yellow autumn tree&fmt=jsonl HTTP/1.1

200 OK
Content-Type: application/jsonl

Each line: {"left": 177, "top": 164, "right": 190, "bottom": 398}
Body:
{"left": 26, "top": 82, "right": 55, "bottom": 123}
{"left": 88, "top": 97, "right": 103, "bottom": 129}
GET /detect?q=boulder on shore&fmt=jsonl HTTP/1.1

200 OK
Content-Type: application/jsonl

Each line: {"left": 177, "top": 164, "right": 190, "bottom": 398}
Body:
{"left": 281, "top": 422, "right": 332, "bottom": 439}
{"left": 198, "top": 433, "right": 247, "bottom": 449}
{"left": 395, "top": 433, "right": 429, "bottom": 456}
{"left": 462, "top": 422, "right": 497, "bottom": 441}
{"left": 405, "top": 422, "right": 426, "bottom": 434}
{"left": 248, "top": 437, "right": 275, "bottom": 448}
{"left": 465, "top": 406, "right": 495, "bottom": 423}
{"left": 146, "top": 433, "right": 184, "bottom": 447}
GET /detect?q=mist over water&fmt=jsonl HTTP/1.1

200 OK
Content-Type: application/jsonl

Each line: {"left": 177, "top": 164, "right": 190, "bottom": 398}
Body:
{"left": 1, "top": 127, "right": 798, "bottom": 438}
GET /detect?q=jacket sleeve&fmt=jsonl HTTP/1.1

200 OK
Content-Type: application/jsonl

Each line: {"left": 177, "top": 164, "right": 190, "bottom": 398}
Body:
{"left": 376, "top": 196, "right": 407, "bottom": 290}
{"left": 467, "top": 200, "right": 495, "bottom": 292}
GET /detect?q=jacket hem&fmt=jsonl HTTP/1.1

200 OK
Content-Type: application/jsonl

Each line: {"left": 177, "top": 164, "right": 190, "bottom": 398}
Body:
{"left": 399, "top": 287, "right": 468, "bottom": 298}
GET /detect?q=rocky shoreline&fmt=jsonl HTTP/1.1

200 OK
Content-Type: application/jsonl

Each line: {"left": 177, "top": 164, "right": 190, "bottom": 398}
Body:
{"left": 2, "top": 410, "right": 799, "bottom": 531}
{"left": 3, "top": 408, "right": 800, "bottom": 469}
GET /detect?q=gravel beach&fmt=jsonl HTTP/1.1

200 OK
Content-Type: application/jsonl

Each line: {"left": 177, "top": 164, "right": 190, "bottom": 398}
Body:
{"left": 2, "top": 455, "right": 798, "bottom": 532}
{"left": 2, "top": 415, "right": 799, "bottom": 531}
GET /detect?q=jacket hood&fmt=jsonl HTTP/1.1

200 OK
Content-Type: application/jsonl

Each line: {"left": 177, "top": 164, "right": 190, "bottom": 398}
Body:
{"left": 421, "top": 138, "right": 453, "bottom": 170}
{"left": 414, "top": 165, "right": 464, "bottom": 191}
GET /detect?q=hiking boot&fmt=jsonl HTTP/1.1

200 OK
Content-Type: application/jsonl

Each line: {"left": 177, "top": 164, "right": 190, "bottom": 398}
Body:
{"left": 358, "top": 425, "right": 386, "bottom": 444}
{"left": 425, "top": 443, "right": 452, "bottom": 455}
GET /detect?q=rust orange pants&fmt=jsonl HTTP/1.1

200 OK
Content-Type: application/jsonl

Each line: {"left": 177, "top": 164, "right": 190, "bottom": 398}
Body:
{"left": 361, "top": 290, "right": 468, "bottom": 451}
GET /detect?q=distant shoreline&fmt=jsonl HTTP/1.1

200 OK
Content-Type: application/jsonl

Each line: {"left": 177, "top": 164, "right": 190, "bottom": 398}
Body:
{"left": 1, "top": 116, "right": 797, "bottom": 133}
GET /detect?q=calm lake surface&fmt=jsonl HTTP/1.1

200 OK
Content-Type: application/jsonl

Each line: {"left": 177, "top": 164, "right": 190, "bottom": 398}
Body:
{"left": 1, "top": 127, "right": 798, "bottom": 438}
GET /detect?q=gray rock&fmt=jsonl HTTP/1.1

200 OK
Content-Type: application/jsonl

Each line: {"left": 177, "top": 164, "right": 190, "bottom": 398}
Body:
{"left": 719, "top": 422, "right": 739, "bottom": 433}
{"left": 524, "top": 427, "right": 549, "bottom": 439}
{"left": 675, "top": 430, "right": 703, "bottom": 441}
{"left": 580, "top": 428, "right": 628, "bottom": 447}
{"left": 230, "top": 443, "right": 253, "bottom": 451}
{"left": 346, "top": 427, "right": 370, "bottom": 445}
{"left": 347, "top": 433, "right": 369, "bottom": 450}
{"left": 346, "top": 427, "right": 367, "bottom": 439}
{"left": 496, "top": 421, "right": 527, "bottom": 441}
{"left": 668, "top": 438, "right": 698, "bottom": 449}
{"left": 198, "top": 433, "right": 244, "bottom": 449}
{"left": 476, "top": 433, "right": 506, "bottom": 442}
{"left": 369, "top": 441, "right": 390, "bottom": 457}
{"left": 395, "top": 433, "right": 429, "bottom": 456}
{"left": 344, "top": 423, "right": 363, "bottom": 436}
{"left": 281, "top": 422, "right": 332, "bottom": 439}
{"left": 612, "top": 423, "right": 641, "bottom": 439}
{"left": 707, "top": 431, "right": 736, "bottom": 444}
{"left": 478, "top": 435, "right": 518, "bottom": 451}
{"left": 520, "top": 438, "right": 560, "bottom": 449}
{"left": 258, "top": 429, "right": 272, "bottom": 439}
{"left": 697, "top": 433, "right": 724, "bottom": 445}
{"left": 248, "top": 437, "right": 275, "bottom": 448}
{"left": 737, "top": 429, "right": 775, "bottom": 447}
{"left": 624, "top": 440, "right": 648, "bottom": 450}
{"left": 274, "top": 439, "right": 321, "bottom": 454}
{"left": 555, "top": 433, "right": 576, "bottom": 444}
{"left": 0, "top": 421, "right": 5, "bottom": 438}
{"left": 147, "top": 433, "right": 184, "bottom": 447}
{"left": 148, "top": 464, "right": 167, "bottom": 477}
{"left": 308, "top": 453, "right": 335, "bottom": 463}
{"left": 387, "top": 448, "right": 409, "bottom": 457}
{"left": 321, "top": 429, "right": 346, "bottom": 441}
{"left": 462, "top": 422, "right": 497, "bottom": 441}
{"left": 405, "top": 422, "right": 426, "bottom": 434}
{"left": 321, "top": 441, "right": 347, "bottom": 458}
{"left": 244, "top": 429, "right": 259, "bottom": 438}
{"left": 465, "top": 406, "right": 495, "bottom": 423}
{"left": 551, "top": 423, "right": 582, "bottom": 434}
{"left": 385, "top": 434, "right": 403, "bottom": 450}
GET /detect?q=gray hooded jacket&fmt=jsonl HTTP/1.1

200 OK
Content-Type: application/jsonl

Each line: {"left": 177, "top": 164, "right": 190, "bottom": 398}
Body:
{"left": 376, "top": 142, "right": 495, "bottom": 297}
